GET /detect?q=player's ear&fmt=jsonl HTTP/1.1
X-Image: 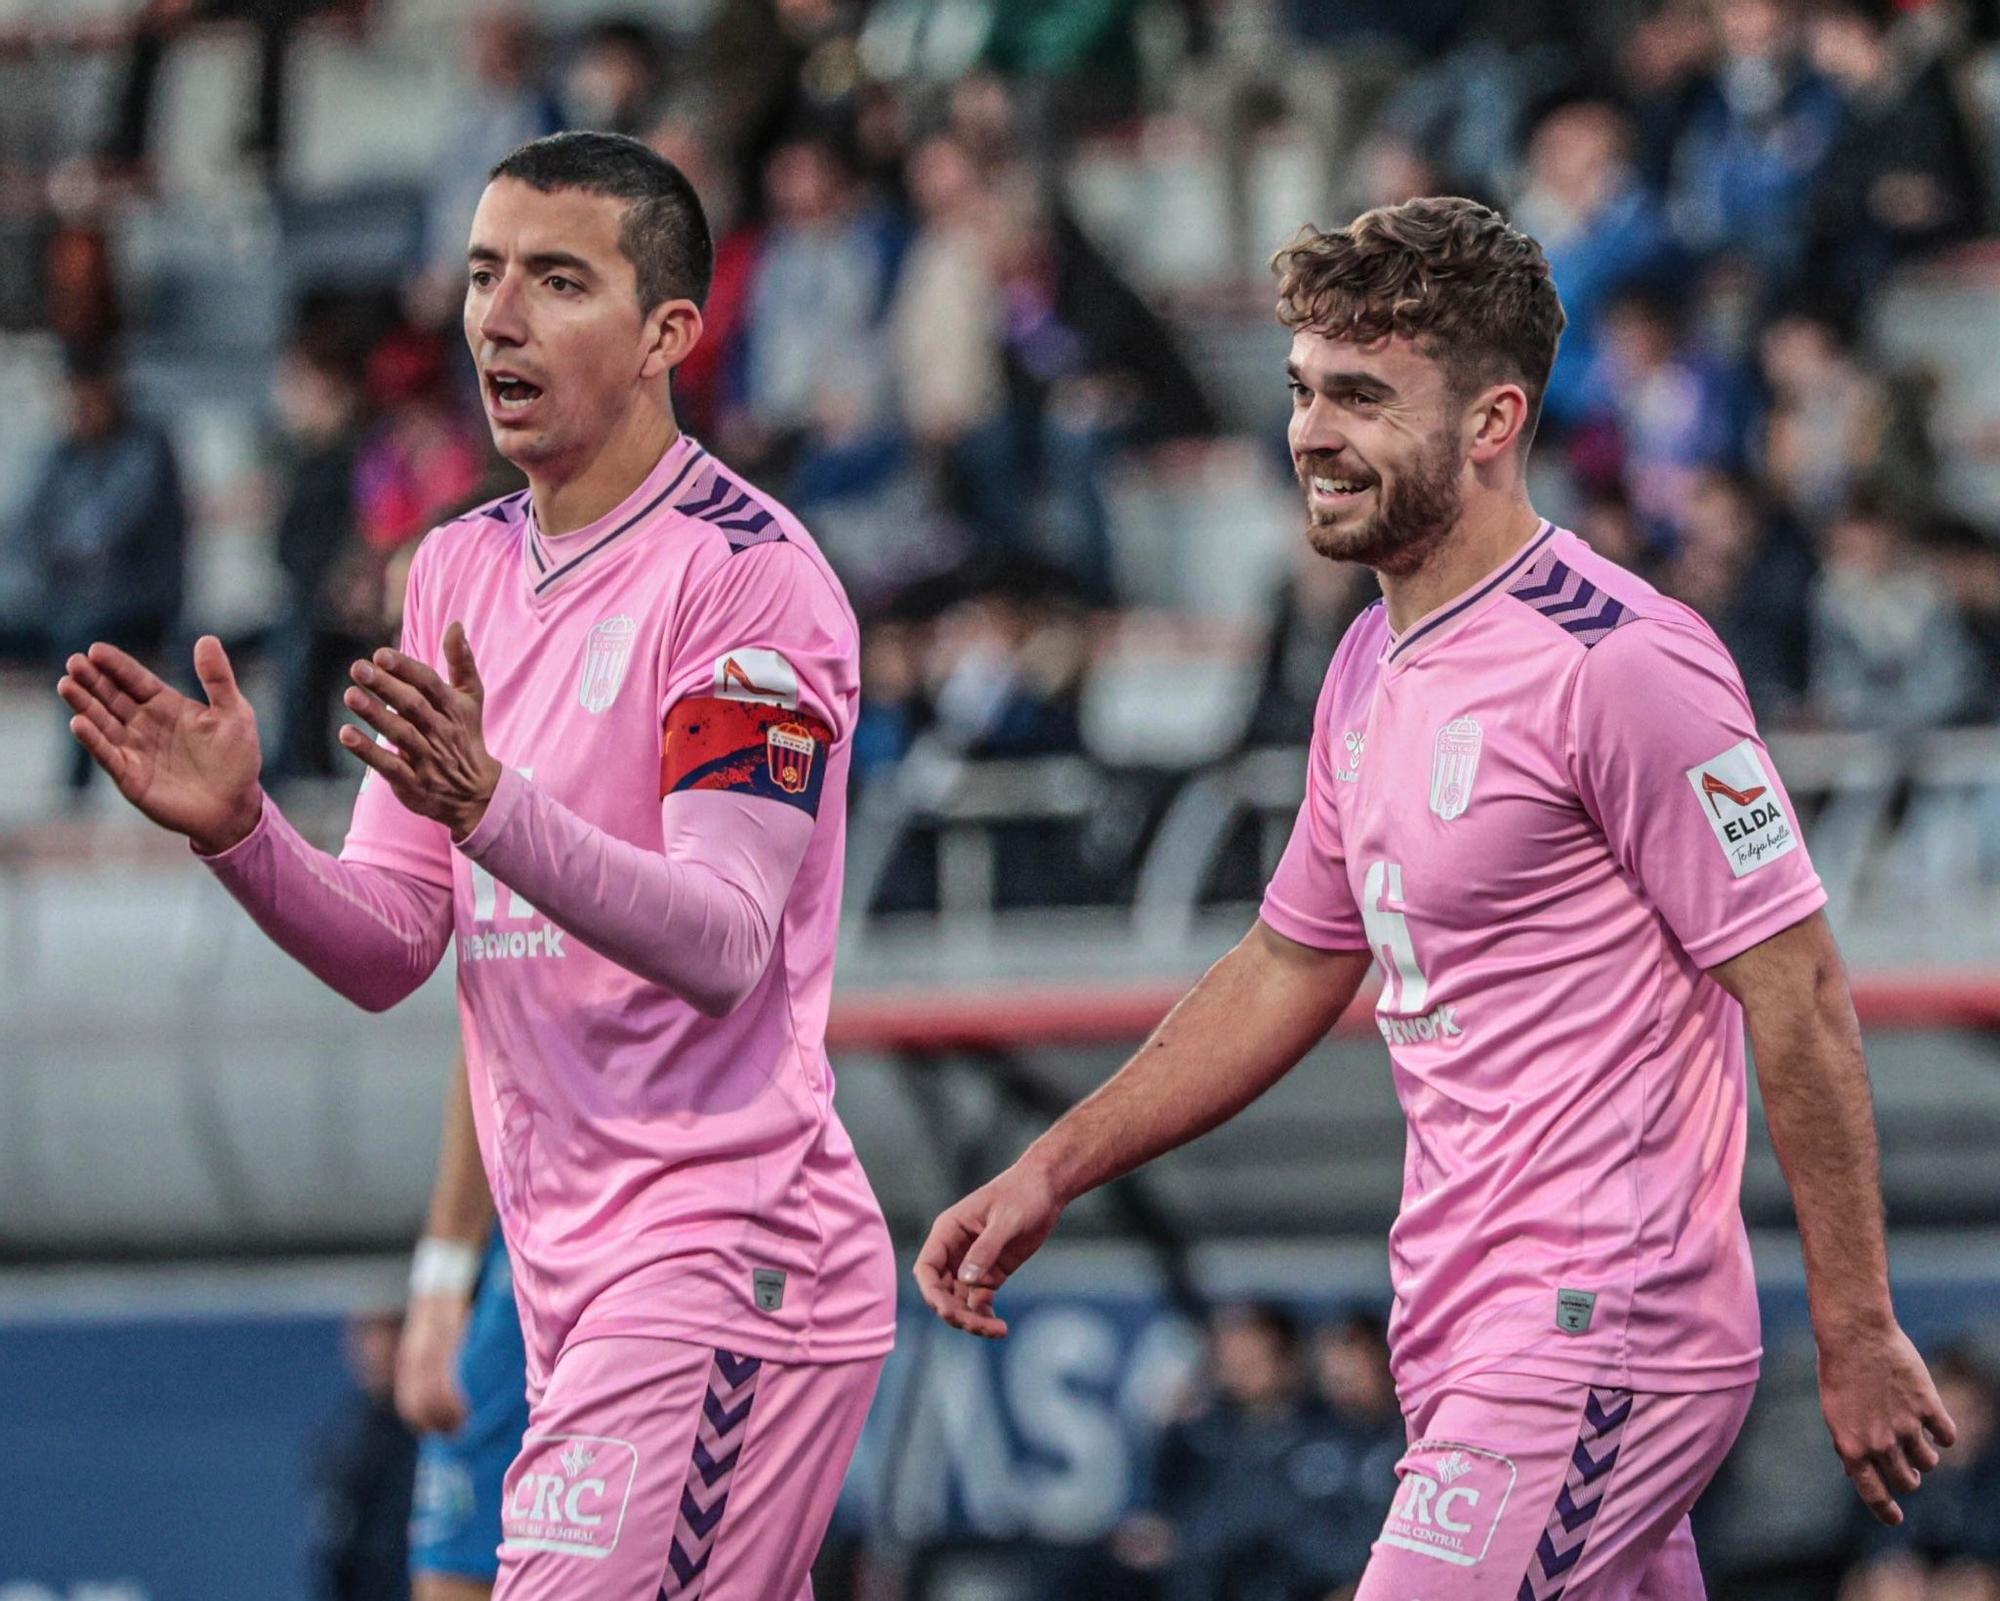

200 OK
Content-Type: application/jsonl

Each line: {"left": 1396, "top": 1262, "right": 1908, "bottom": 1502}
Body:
{"left": 1464, "top": 381, "right": 1530, "bottom": 467}
{"left": 640, "top": 299, "right": 703, "bottom": 383}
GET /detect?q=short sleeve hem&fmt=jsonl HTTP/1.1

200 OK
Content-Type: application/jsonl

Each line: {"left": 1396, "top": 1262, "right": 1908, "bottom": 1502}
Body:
{"left": 1258, "top": 891, "right": 1368, "bottom": 953}
{"left": 1681, "top": 876, "right": 1828, "bottom": 970}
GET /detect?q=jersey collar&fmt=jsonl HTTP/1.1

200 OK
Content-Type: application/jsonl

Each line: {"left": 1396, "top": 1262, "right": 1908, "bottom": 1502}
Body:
{"left": 521, "top": 433, "right": 708, "bottom": 601}
{"left": 1383, "top": 520, "right": 1556, "bottom": 668}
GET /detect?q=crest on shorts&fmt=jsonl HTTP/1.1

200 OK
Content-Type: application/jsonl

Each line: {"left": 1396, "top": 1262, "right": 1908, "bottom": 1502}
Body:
{"left": 578, "top": 615, "right": 638, "bottom": 714}
{"left": 767, "top": 722, "right": 816, "bottom": 795}
{"left": 1430, "top": 717, "right": 1483, "bottom": 820}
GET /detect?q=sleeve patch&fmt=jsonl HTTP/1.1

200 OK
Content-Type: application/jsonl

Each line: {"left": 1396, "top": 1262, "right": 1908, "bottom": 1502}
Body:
{"left": 1684, "top": 739, "right": 1798, "bottom": 877}
{"left": 712, "top": 647, "right": 799, "bottom": 708}
{"left": 663, "top": 695, "right": 831, "bottom": 815}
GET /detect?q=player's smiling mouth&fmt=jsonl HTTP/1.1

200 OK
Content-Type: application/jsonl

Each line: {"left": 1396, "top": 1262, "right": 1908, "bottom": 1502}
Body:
{"left": 1306, "top": 471, "right": 1376, "bottom": 508}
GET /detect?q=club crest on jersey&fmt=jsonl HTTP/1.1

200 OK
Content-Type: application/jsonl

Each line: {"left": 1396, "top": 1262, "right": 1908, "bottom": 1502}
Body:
{"left": 1685, "top": 739, "right": 1797, "bottom": 876}
{"left": 714, "top": 647, "right": 799, "bottom": 709}
{"left": 767, "top": 722, "right": 816, "bottom": 794}
{"left": 577, "top": 615, "right": 637, "bottom": 714}
{"left": 1429, "top": 717, "right": 1483, "bottom": 820}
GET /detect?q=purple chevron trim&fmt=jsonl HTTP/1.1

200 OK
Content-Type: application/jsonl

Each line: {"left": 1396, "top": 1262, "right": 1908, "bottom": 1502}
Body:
{"left": 1508, "top": 551, "right": 1632, "bottom": 648}
{"left": 1517, "top": 1388, "right": 1632, "bottom": 1601}
{"left": 657, "top": 1348, "right": 763, "bottom": 1598}
{"left": 1583, "top": 1391, "right": 1633, "bottom": 1435}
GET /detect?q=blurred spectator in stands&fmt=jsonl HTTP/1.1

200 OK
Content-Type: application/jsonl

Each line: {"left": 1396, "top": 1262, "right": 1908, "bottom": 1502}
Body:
{"left": 730, "top": 124, "right": 905, "bottom": 511}
{"left": 353, "top": 324, "right": 485, "bottom": 562}
{"left": 924, "top": 559, "right": 1087, "bottom": 760}
{"left": 1618, "top": 0, "right": 1718, "bottom": 188}
{"left": 1592, "top": 291, "right": 1743, "bottom": 549}
{"left": 1343, "top": 133, "right": 1444, "bottom": 217}
{"left": 1103, "top": 1301, "right": 1358, "bottom": 1601}
{"left": 43, "top": 222, "right": 121, "bottom": 353}
{"left": 647, "top": 115, "right": 760, "bottom": 444}
{"left": 1809, "top": 1, "right": 1985, "bottom": 311}
{"left": 25, "top": 346, "right": 185, "bottom": 791}
{"left": 892, "top": 134, "right": 1008, "bottom": 522}
{"left": 1242, "top": 548, "right": 1380, "bottom": 749}
{"left": 1514, "top": 100, "right": 1681, "bottom": 429}
{"left": 1658, "top": 471, "right": 1815, "bottom": 724}
{"left": 306, "top": 1308, "right": 416, "bottom": 1601}
{"left": 1574, "top": 484, "right": 1653, "bottom": 574}
{"left": 1368, "top": 0, "right": 1579, "bottom": 201}
{"left": 1758, "top": 305, "right": 1934, "bottom": 529}
{"left": 411, "top": 6, "right": 563, "bottom": 325}
{"left": 1297, "top": 1310, "right": 1405, "bottom": 1592}
{"left": 945, "top": 182, "right": 1217, "bottom": 605}
{"left": 267, "top": 323, "right": 370, "bottom": 784}
{"left": 1669, "top": 0, "right": 1844, "bottom": 289}
{"left": 563, "top": 18, "right": 668, "bottom": 138}
{"left": 1841, "top": 1344, "right": 2000, "bottom": 1601}
{"left": 1808, "top": 492, "right": 1981, "bottom": 731}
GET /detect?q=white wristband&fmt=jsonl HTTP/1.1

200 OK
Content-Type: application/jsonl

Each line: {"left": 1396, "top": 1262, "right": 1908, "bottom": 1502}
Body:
{"left": 409, "top": 1236, "right": 482, "bottom": 1299}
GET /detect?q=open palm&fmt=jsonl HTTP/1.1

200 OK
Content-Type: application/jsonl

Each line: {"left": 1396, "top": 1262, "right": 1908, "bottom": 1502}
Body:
{"left": 58, "top": 636, "right": 264, "bottom": 852}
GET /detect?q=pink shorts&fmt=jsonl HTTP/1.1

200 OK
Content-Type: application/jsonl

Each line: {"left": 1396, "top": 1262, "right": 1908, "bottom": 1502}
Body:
{"left": 1355, "top": 1372, "right": 1755, "bottom": 1601}
{"left": 493, "top": 1335, "right": 883, "bottom": 1600}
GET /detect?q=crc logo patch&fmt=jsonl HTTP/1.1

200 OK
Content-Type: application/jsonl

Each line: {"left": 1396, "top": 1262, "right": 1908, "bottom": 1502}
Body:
{"left": 1685, "top": 739, "right": 1797, "bottom": 877}
{"left": 1377, "top": 1439, "right": 1516, "bottom": 1567}
{"left": 767, "top": 722, "right": 816, "bottom": 795}
{"left": 501, "top": 1433, "right": 639, "bottom": 1560}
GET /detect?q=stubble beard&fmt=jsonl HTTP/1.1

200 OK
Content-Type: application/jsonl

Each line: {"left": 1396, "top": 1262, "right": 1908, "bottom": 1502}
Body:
{"left": 1299, "top": 429, "right": 1466, "bottom": 578}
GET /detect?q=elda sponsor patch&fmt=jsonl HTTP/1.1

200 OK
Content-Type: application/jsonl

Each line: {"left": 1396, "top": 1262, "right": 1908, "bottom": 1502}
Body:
{"left": 1684, "top": 739, "right": 1798, "bottom": 878}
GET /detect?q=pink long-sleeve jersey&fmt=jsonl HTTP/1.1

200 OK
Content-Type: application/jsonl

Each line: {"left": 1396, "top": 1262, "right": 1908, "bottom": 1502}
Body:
{"left": 342, "top": 434, "right": 895, "bottom": 1392}
{"left": 1261, "top": 523, "right": 1826, "bottom": 1409}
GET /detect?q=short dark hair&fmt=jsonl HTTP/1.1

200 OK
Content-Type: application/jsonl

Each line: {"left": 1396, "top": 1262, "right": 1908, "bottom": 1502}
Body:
{"left": 490, "top": 130, "right": 713, "bottom": 313}
{"left": 1272, "top": 196, "right": 1566, "bottom": 447}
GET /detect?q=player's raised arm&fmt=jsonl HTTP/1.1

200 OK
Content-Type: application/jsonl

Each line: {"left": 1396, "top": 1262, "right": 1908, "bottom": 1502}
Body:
{"left": 58, "top": 633, "right": 453, "bottom": 1012}
{"left": 1709, "top": 917, "right": 1956, "bottom": 1527}
{"left": 916, "top": 925, "right": 1372, "bottom": 1338}
{"left": 367, "top": 542, "right": 846, "bottom": 1017}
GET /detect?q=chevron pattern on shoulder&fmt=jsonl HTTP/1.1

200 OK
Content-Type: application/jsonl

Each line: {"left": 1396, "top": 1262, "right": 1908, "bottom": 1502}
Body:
{"left": 679, "top": 466, "right": 786, "bottom": 554}
{"left": 1506, "top": 547, "right": 1629, "bottom": 648}
{"left": 1515, "top": 1386, "right": 1632, "bottom": 1601}
{"left": 657, "top": 1348, "right": 764, "bottom": 1598}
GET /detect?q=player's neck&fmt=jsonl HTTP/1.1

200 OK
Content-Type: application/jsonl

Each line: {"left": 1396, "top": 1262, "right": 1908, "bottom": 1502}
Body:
{"left": 1379, "top": 496, "right": 1545, "bottom": 636}
{"left": 529, "top": 405, "right": 680, "bottom": 538}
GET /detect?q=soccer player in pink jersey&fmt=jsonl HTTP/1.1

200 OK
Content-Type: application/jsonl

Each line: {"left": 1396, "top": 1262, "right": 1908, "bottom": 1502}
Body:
{"left": 915, "top": 197, "right": 1958, "bottom": 1599}
{"left": 58, "top": 131, "right": 894, "bottom": 1599}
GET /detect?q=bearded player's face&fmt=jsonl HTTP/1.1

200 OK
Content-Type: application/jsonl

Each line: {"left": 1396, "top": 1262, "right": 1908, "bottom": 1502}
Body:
{"left": 464, "top": 178, "right": 655, "bottom": 473}
{"left": 1285, "top": 329, "right": 1468, "bottom": 578}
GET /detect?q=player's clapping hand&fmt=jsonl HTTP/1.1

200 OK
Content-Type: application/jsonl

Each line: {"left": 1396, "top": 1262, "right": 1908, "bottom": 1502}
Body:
{"left": 1819, "top": 1320, "right": 1957, "bottom": 1526}
{"left": 340, "top": 621, "right": 504, "bottom": 841}
{"left": 57, "top": 636, "right": 264, "bottom": 854}
{"left": 396, "top": 1291, "right": 473, "bottom": 1436}
{"left": 914, "top": 1160, "right": 1064, "bottom": 1339}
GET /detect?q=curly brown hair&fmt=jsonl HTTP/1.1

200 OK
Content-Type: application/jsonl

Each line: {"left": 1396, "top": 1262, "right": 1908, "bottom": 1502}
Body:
{"left": 1272, "top": 197, "right": 1566, "bottom": 444}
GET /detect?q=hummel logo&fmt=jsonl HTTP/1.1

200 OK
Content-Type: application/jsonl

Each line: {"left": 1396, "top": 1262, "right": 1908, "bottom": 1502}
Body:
{"left": 1701, "top": 771, "right": 1767, "bottom": 816}
{"left": 1337, "top": 729, "right": 1366, "bottom": 783}
{"left": 1439, "top": 1451, "right": 1472, "bottom": 1485}
{"left": 560, "top": 1442, "right": 595, "bottom": 1477}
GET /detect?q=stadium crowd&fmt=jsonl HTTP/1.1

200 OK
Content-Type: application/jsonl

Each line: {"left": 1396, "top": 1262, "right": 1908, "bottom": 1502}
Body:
{"left": 5, "top": 2, "right": 2000, "bottom": 1597}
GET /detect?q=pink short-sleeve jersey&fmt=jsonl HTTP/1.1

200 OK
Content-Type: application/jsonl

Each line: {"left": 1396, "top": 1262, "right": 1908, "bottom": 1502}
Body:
{"left": 341, "top": 435, "right": 895, "bottom": 1392}
{"left": 1262, "top": 523, "right": 1825, "bottom": 1408}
